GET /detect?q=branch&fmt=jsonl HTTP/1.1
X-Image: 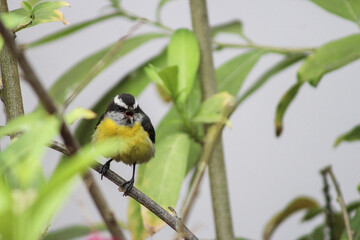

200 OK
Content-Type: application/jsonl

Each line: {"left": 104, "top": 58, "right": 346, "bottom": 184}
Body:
{"left": 188, "top": 1, "right": 235, "bottom": 240}
{"left": 49, "top": 141, "right": 199, "bottom": 240}
{"left": 322, "top": 166, "right": 353, "bottom": 240}
{"left": 320, "top": 168, "right": 335, "bottom": 240}
{"left": 0, "top": 20, "right": 126, "bottom": 240}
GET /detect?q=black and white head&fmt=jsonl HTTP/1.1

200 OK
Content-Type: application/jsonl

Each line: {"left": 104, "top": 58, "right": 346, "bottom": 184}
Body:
{"left": 106, "top": 93, "right": 143, "bottom": 126}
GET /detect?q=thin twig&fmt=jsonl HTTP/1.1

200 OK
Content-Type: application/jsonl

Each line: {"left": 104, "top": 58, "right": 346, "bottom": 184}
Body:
{"left": 49, "top": 141, "right": 199, "bottom": 240}
{"left": 63, "top": 20, "right": 144, "bottom": 108}
{"left": 320, "top": 168, "right": 335, "bottom": 240}
{"left": 0, "top": 20, "right": 126, "bottom": 240}
{"left": 322, "top": 166, "right": 353, "bottom": 240}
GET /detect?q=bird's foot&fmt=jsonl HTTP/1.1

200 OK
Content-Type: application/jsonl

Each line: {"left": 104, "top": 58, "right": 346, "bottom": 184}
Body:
{"left": 100, "top": 159, "right": 112, "bottom": 180}
{"left": 121, "top": 178, "right": 134, "bottom": 196}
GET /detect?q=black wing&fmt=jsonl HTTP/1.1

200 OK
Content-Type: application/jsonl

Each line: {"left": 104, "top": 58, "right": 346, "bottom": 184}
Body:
{"left": 140, "top": 111, "right": 155, "bottom": 143}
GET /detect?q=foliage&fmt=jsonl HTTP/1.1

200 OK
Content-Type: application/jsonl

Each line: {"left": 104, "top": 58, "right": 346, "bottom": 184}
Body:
{"left": 1, "top": 0, "right": 360, "bottom": 239}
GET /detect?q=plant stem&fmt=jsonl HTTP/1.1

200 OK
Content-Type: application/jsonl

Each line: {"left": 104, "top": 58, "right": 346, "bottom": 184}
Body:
{"left": 49, "top": 140, "right": 199, "bottom": 240}
{"left": 320, "top": 168, "right": 335, "bottom": 240}
{"left": 0, "top": 0, "right": 24, "bottom": 137}
{"left": 189, "top": 1, "right": 235, "bottom": 239}
{"left": 0, "top": 20, "right": 126, "bottom": 240}
{"left": 323, "top": 166, "right": 353, "bottom": 240}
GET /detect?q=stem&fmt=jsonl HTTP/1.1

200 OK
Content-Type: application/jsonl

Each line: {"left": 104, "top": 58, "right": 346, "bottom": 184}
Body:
{"left": 0, "top": 0, "right": 24, "bottom": 137}
{"left": 323, "top": 166, "right": 353, "bottom": 240}
{"left": 213, "top": 41, "right": 316, "bottom": 54}
{"left": 189, "top": 1, "right": 234, "bottom": 240}
{"left": 49, "top": 141, "right": 199, "bottom": 240}
{"left": 320, "top": 168, "right": 335, "bottom": 240}
{"left": 0, "top": 20, "right": 126, "bottom": 240}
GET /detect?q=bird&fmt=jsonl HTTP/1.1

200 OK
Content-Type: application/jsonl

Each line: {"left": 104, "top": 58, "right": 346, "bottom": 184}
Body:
{"left": 92, "top": 93, "right": 155, "bottom": 195}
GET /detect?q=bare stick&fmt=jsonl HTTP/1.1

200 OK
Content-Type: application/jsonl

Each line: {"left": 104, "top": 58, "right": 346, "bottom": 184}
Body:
{"left": 0, "top": 20, "right": 126, "bottom": 240}
{"left": 49, "top": 141, "right": 198, "bottom": 240}
{"left": 322, "top": 166, "right": 353, "bottom": 240}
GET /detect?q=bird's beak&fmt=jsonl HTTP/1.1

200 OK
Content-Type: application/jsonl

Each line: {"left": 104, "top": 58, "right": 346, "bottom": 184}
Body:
{"left": 125, "top": 109, "right": 134, "bottom": 120}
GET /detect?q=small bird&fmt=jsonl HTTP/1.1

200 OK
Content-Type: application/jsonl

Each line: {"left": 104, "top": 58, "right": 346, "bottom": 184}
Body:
{"left": 92, "top": 93, "right": 155, "bottom": 195}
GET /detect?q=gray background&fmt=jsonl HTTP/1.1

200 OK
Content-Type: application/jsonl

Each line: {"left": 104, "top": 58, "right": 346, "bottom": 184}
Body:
{"left": 2, "top": 0, "right": 360, "bottom": 239}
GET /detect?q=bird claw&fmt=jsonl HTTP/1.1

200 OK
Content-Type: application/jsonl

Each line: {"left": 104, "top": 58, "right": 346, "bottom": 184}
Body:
{"left": 100, "top": 159, "right": 112, "bottom": 180}
{"left": 122, "top": 178, "right": 134, "bottom": 196}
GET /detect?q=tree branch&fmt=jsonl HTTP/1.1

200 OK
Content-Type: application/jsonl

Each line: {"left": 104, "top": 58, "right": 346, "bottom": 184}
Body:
{"left": 188, "top": 1, "right": 235, "bottom": 240}
{"left": 0, "top": 19, "right": 126, "bottom": 240}
{"left": 49, "top": 141, "right": 199, "bottom": 240}
{"left": 0, "top": 0, "right": 24, "bottom": 138}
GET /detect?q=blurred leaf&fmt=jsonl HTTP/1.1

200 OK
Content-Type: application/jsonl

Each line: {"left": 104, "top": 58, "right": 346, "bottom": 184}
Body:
{"left": 0, "top": 111, "right": 60, "bottom": 189}
{"left": 298, "top": 34, "right": 360, "bottom": 86}
{"left": 158, "top": 66, "right": 179, "bottom": 98}
{"left": 334, "top": 124, "right": 360, "bottom": 147}
{"left": 75, "top": 49, "right": 167, "bottom": 145}
{"left": 128, "top": 199, "right": 148, "bottom": 240}
{"left": 31, "top": 1, "right": 70, "bottom": 26}
{"left": 49, "top": 33, "right": 165, "bottom": 104}
{"left": 237, "top": 53, "right": 308, "bottom": 106}
{"left": 25, "top": 13, "right": 119, "bottom": 48}
{"left": 21, "top": 1, "right": 33, "bottom": 13}
{"left": 193, "top": 92, "right": 235, "bottom": 127}
{"left": 27, "top": 0, "right": 45, "bottom": 6}
{"left": 211, "top": 20, "right": 251, "bottom": 42}
{"left": 341, "top": 207, "right": 360, "bottom": 240}
{"left": 44, "top": 224, "right": 108, "bottom": 240}
{"left": 310, "top": 0, "right": 360, "bottom": 25}
{"left": 347, "top": 201, "right": 360, "bottom": 212}
{"left": 65, "top": 107, "right": 97, "bottom": 125}
{"left": 263, "top": 196, "right": 319, "bottom": 240}
{"left": 302, "top": 206, "right": 323, "bottom": 222}
{"left": 275, "top": 81, "right": 303, "bottom": 137}
{"left": 168, "top": 28, "right": 200, "bottom": 104}
{"left": 139, "top": 133, "right": 190, "bottom": 234}
{"left": 216, "top": 50, "right": 265, "bottom": 96}
{"left": 0, "top": 12, "right": 30, "bottom": 29}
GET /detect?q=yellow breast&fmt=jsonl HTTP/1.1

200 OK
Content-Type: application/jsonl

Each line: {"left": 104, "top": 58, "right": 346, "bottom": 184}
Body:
{"left": 92, "top": 118, "right": 154, "bottom": 165}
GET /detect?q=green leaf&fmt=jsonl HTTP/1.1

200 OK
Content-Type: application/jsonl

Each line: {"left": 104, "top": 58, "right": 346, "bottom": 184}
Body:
{"left": 275, "top": 81, "right": 303, "bottom": 137}
{"left": 49, "top": 33, "right": 165, "bottom": 104}
{"left": 301, "top": 206, "right": 323, "bottom": 222}
{"left": 139, "top": 133, "right": 191, "bottom": 234}
{"left": 237, "top": 53, "right": 307, "bottom": 106}
{"left": 298, "top": 34, "right": 360, "bottom": 86}
{"left": 216, "top": 50, "right": 265, "bottom": 96}
{"left": 21, "top": 1, "right": 33, "bottom": 13}
{"left": 74, "top": 49, "right": 167, "bottom": 145}
{"left": 65, "top": 107, "right": 97, "bottom": 125}
{"left": 334, "top": 124, "right": 360, "bottom": 147}
{"left": 31, "top": 1, "right": 70, "bottom": 26}
{"left": 193, "top": 92, "right": 235, "bottom": 127}
{"left": 310, "top": 0, "right": 360, "bottom": 25}
{"left": 27, "top": 0, "right": 45, "bottom": 6}
{"left": 158, "top": 65, "right": 179, "bottom": 99}
{"left": 211, "top": 20, "right": 251, "bottom": 42}
{"left": 168, "top": 28, "right": 200, "bottom": 104}
{"left": 341, "top": 207, "right": 360, "bottom": 240}
{"left": 156, "top": 0, "right": 176, "bottom": 22}
{"left": 128, "top": 198, "right": 148, "bottom": 240}
{"left": 25, "top": 13, "right": 119, "bottom": 48}
{"left": 263, "top": 196, "right": 319, "bottom": 240}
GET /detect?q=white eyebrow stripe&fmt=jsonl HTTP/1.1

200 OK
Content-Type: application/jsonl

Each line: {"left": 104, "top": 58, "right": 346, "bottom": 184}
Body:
{"left": 133, "top": 98, "right": 138, "bottom": 109}
{"left": 114, "top": 96, "right": 128, "bottom": 109}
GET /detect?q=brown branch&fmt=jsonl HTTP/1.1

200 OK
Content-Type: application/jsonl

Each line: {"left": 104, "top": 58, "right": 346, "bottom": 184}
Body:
{"left": 0, "top": 19, "right": 126, "bottom": 240}
{"left": 49, "top": 141, "right": 199, "bottom": 240}
{"left": 322, "top": 166, "right": 353, "bottom": 240}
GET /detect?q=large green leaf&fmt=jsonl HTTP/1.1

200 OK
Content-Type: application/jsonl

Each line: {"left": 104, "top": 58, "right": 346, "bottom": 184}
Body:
{"left": 275, "top": 82, "right": 303, "bottom": 137}
{"left": 216, "top": 50, "right": 265, "bottom": 96}
{"left": 298, "top": 34, "right": 360, "bottom": 86}
{"left": 310, "top": 0, "right": 360, "bottom": 25}
{"left": 139, "top": 133, "right": 190, "bottom": 234}
{"left": 334, "top": 124, "right": 360, "bottom": 147}
{"left": 25, "top": 13, "right": 119, "bottom": 48}
{"left": 263, "top": 196, "right": 319, "bottom": 240}
{"left": 75, "top": 49, "right": 167, "bottom": 145}
{"left": 168, "top": 28, "right": 200, "bottom": 104}
{"left": 49, "top": 33, "right": 165, "bottom": 104}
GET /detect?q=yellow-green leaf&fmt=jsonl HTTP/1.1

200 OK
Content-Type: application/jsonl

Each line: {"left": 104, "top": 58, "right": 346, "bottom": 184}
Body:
{"left": 139, "top": 133, "right": 190, "bottom": 234}
{"left": 298, "top": 34, "right": 360, "bottom": 86}
{"left": 334, "top": 124, "right": 360, "bottom": 147}
{"left": 65, "top": 107, "right": 97, "bottom": 125}
{"left": 31, "top": 1, "right": 70, "bottom": 26}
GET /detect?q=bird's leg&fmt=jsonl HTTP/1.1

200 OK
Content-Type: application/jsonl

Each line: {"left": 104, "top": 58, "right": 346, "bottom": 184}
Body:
{"left": 100, "top": 159, "right": 113, "bottom": 180}
{"left": 122, "top": 162, "right": 136, "bottom": 196}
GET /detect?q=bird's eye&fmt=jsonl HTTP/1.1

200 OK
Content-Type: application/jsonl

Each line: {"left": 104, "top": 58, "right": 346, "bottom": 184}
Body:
{"left": 118, "top": 106, "right": 126, "bottom": 112}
